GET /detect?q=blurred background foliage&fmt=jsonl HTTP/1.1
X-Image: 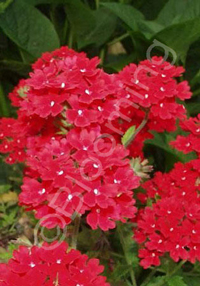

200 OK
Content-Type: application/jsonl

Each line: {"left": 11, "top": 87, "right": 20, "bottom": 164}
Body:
{"left": 1, "top": 0, "right": 200, "bottom": 284}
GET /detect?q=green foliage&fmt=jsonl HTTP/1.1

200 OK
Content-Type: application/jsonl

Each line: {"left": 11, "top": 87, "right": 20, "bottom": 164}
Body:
{"left": 0, "top": 0, "right": 60, "bottom": 58}
{"left": 0, "top": 243, "right": 17, "bottom": 262}
{"left": 122, "top": 125, "right": 136, "bottom": 146}
{"left": 101, "top": 2, "right": 144, "bottom": 31}
{"left": 167, "top": 275, "right": 187, "bottom": 286}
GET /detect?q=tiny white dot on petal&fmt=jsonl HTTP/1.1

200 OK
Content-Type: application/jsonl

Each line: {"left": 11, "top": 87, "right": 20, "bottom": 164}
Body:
{"left": 94, "top": 189, "right": 99, "bottom": 195}
{"left": 29, "top": 262, "right": 36, "bottom": 268}
{"left": 38, "top": 188, "right": 46, "bottom": 195}
{"left": 78, "top": 110, "right": 83, "bottom": 115}
{"left": 68, "top": 194, "right": 73, "bottom": 201}
{"left": 50, "top": 101, "right": 55, "bottom": 107}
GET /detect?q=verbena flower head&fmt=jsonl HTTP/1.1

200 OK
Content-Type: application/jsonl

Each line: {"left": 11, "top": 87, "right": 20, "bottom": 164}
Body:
{"left": 135, "top": 161, "right": 200, "bottom": 268}
{"left": 0, "top": 242, "right": 110, "bottom": 286}
{"left": 0, "top": 47, "right": 192, "bottom": 233}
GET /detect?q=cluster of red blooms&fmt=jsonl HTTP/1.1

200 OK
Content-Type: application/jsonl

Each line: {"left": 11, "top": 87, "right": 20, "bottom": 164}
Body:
{"left": 0, "top": 46, "right": 194, "bottom": 277}
{"left": 20, "top": 128, "right": 140, "bottom": 230}
{"left": 134, "top": 111, "right": 200, "bottom": 268}
{"left": 171, "top": 114, "right": 200, "bottom": 155}
{"left": 135, "top": 160, "right": 200, "bottom": 268}
{"left": 0, "top": 47, "right": 191, "bottom": 163}
{"left": 0, "top": 242, "right": 109, "bottom": 286}
{"left": 0, "top": 47, "right": 191, "bottom": 231}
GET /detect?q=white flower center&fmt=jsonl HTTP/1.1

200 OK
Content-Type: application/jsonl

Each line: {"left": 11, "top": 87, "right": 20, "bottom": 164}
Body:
{"left": 94, "top": 189, "right": 99, "bottom": 195}
{"left": 29, "top": 262, "right": 36, "bottom": 268}
{"left": 38, "top": 188, "right": 46, "bottom": 195}
{"left": 68, "top": 194, "right": 73, "bottom": 201}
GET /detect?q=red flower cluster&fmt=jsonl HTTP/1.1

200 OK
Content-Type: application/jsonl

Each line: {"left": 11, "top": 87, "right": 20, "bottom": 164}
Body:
{"left": 135, "top": 161, "right": 200, "bottom": 268}
{"left": 171, "top": 114, "right": 200, "bottom": 155}
{"left": 0, "top": 48, "right": 191, "bottom": 163}
{"left": 0, "top": 242, "right": 109, "bottom": 286}
{"left": 20, "top": 128, "right": 140, "bottom": 230}
{"left": 0, "top": 46, "right": 194, "bottom": 272}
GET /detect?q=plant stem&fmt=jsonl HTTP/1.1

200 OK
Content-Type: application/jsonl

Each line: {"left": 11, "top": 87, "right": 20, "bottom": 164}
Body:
{"left": 95, "top": 0, "right": 99, "bottom": 9}
{"left": 146, "top": 260, "right": 186, "bottom": 286}
{"left": 141, "top": 268, "right": 157, "bottom": 286}
{"left": 108, "top": 32, "right": 130, "bottom": 46}
{"left": 100, "top": 48, "right": 106, "bottom": 65}
{"left": 124, "top": 111, "right": 149, "bottom": 148}
{"left": 68, "top": 29, "right": 74, "bottom": 49}
{"left": 117, "top": 223, "right": 137, "bottom": 286}
{"left": 0, "top": 84, "right": 9, "bottom": 117}
{"left": 62, "top": 18, "right": 69, "bottom": 45}
{"left": 71, "top": 215, "right": 81, "bottom": 249}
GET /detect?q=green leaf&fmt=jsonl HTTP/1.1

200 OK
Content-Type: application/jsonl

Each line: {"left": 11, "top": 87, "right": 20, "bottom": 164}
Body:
{"left": 157, "top": 0, "right": 200, "bottom": 27}
{"left": 154, "top": 18, "right": 200, "bottom": 62}
{"left": 145, "top": 132, "right": 196, "bottom": 163}
{"left": 185, "top": 102, "right": 200, "bottom": 116}
{"left": 0, "top": 184, "right": 11, "bottom": 194}
{"left": 138, "top": 0, "right": 167, "bottom": 21}
{"left": 22, "top": 0, "right": 65, "bottom": 5}
{"left": 101, "top": 2, "right": 164, "bottom": 39}
{"left": 101, "top": 2, "right": 144, "bottom": 31}
{"left": 183, "top": 275, "right": 200, "bottom": 286}
{"left": 105, "top": 53, "right": 136, "bottom": 72}
{"left": 0, "top": 0, "right": 60, "bottom": 58}
{"left": 186, "top": 39, "right": 200, "bottom": 84}
{"left": 0, "top": 0, "right": 13, "bottom": 13}
{"left": 167, "top": 275, "right": 187, "bottom": 286}
{"left": 121, "top": 125, "right": 136, "bottom": 146}
{"left": 0, "top": 59, "right": 30, "bottom": 76}
{"left": 146, "top": 276, "right": 167, "bottom": 286}
{"left": 0, "top": 243, "right": 17, "bottom": 262}
{"left": 138, "top": 20, "right": 164, "bottom": 38}
{"left": 78, "top": 8, "right": 117, "bottom": 49}
{"left": 65, "top": 0, "right": 96, "bottom": 44}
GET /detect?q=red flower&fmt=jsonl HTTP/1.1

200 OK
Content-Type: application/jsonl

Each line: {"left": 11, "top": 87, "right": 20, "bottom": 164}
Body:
{"left": 0, "top": 242, "right": 110, "bottom": 286}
